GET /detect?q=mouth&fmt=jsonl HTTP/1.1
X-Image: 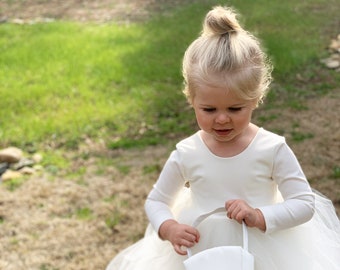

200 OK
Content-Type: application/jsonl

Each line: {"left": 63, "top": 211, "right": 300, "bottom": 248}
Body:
{"left": 213, "top": 128, "right": 232, "bottom": 136}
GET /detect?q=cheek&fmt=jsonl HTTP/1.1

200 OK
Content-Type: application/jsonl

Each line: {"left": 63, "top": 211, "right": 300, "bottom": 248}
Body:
{"left": 195, "top": 111, "right": 211, "bottom": 127}
{"left": 235, "top": 112, "right": 252, "bottom": 126}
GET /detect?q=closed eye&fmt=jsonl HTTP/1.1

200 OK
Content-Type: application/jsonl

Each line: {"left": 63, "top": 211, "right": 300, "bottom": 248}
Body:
{"left": 202, "top": 108, "right": 216, "bottom": 112}
{"left": 228, "top": 107, "right": 242, "bottom": 112}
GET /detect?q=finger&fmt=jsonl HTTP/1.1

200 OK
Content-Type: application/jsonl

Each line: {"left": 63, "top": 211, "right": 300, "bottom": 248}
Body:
{"left": 174, "top": 244, "right": 187, "bottom": 255}
{"left": 183, "top": 233, "right": 199, "bottom": 247}
{"left": 231, "top": 205, "right": 247, "bottom": 222}
{"left": 227, "top": 199, "right": 242, "bottom": 212}
{"left": 230, "top": 206, "right": 240, "bottom": 220}
{"left": 235, "top": 212, "right": 245, "bottom": 224}
{"left": 196, "top": 230, "right": 200, "bottom": 242}
{"left": 227, "top": 202, "right": 239, "bottom": 218}
{"left": 225, "top": 199, "right": 236, "bottom": 210}
{"left": 184, "top": 228, "right": 200, "bottom": 243}
{"left": 236, "top": 208, "right": 253, "bottom": 224}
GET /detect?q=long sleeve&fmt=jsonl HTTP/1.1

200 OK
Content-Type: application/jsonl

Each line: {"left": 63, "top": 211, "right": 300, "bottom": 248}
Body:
{"left": 144, "top": 150, "right": 185, "bottom": 233}
{"left": 145, "top": 130, "right": 316, "bottom": 235}
{"left": 258, "top": 142, "right": 315, "bottom": 234}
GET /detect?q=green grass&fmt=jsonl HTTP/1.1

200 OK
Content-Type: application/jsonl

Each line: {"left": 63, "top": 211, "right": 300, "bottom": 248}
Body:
{"left": 0, "top": 0, "right": 339, "bottom": 150}
{"left": 332, "top": 167, "right": 340, "bottom": 179}
{"left": 75, "top": 207, "right": 93, "bottom": 220}
{"left": 3, "top": 176, "right": 27, "bottom": 191}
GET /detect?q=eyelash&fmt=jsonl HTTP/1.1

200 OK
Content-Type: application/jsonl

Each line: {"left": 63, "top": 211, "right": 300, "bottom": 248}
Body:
{"left": 229, "top": 107, "right": 242, "bottom": 112}
{"left": 202, "top": 108, "right": 216, "bottom": 112}
{"left": 202, "top": 107, "right": 242, "bottom": 112}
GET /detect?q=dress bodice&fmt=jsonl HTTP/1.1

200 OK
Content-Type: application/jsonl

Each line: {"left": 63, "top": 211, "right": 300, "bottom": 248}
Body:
{"left": 175, "top": 128, "right": 282, "bottom": 212}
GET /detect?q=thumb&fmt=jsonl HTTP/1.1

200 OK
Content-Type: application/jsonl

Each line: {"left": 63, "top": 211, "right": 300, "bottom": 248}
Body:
{"left": 174, "top": 244, "right": 188, "bottom": 255}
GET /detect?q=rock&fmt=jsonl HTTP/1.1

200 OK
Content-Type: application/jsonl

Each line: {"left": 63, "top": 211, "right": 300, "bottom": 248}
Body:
{"left": 33, "top": 164, "right": 44, "bottom": 171}
{"left": 0, "top": 147, "right": 23, "bottom": 163}
{"left": 0, "top": 163, "right": 9, "bottom": 176}
{"left": 32, "top": 153, "right": 43, "bottom": 163}
{"left": 19, "top": 167, "right": 35, "bottom": 175}
{"left": 325, "top": 59, "right": 340, "bottom": 69}
{"left": 0, "top": 147, "right": 44, "bottom": 181}
{"left": 330, "top": 40, "right": 340, "bottom": 52}
{"left": 12, "top": 158, "right": 35, "bottom": 170}
{"left": 329, "top": 35, "right": 340, "bottom": 53}
{"left": 1, "top": 170, "right": 22, "bottom": 181}
{"left": 322, "top": 33, "right": 340, "bottom": 70}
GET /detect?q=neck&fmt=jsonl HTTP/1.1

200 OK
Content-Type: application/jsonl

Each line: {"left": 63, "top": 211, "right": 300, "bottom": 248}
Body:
{"left": 201, "top": 124, "right": 259, "bottom": 157}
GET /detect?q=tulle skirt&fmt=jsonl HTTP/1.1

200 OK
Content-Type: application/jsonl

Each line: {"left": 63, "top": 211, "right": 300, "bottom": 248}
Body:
{"left": 106, "top": 190, "right": 340, "bottom": 270}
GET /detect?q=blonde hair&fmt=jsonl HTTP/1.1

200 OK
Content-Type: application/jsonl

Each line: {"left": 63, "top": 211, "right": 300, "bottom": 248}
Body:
{"left": 182, "top": 6, "right": 272, "bottom": 106}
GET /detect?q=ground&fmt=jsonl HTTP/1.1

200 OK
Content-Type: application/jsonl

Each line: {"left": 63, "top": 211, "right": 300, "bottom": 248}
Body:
{"left": 0, "top": 0, "right": 195, "bottom": 23}
{"left": 0, "top": 1, "right": 339, "bottom": 269}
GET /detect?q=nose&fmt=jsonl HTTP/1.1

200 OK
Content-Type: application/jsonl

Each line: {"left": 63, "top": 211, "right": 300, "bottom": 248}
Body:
{"left": 215, "top": 112, "right": 230, "bottom": 124}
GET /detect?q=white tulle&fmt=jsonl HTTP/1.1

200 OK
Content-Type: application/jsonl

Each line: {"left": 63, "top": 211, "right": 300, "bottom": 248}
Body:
{"left": 106, "top": 190, "right": 340, "bottom": 270}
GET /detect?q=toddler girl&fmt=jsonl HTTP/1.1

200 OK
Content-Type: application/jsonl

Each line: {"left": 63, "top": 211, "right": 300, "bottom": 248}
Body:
{"left": 106, "top": 6, "right": 340, "bottom": 270}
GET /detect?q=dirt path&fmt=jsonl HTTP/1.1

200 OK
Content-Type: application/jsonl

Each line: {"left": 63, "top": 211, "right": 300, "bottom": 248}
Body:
{"left": 0, "top": 0, "right": 195, "bottom": 23}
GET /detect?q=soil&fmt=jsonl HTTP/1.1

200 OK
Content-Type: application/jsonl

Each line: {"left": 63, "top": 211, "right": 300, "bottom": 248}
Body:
{"left": 0, "top": 1, "right": 339, "bottom": 269}
{"left": 0, "top": 0, "right": 195, "bottom": 23}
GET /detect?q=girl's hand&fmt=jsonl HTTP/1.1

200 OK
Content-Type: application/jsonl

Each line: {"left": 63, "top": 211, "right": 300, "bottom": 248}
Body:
{"left": 159, "top": 219, "right": 200, "bottom": 255}
{"left": 225, "top": 199, "right": 266, "bottom": 231}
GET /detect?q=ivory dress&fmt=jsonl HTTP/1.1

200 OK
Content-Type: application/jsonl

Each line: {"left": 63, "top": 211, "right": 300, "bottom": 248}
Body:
{"left": 106, "top": 128, "right": 340, "bottom": 270}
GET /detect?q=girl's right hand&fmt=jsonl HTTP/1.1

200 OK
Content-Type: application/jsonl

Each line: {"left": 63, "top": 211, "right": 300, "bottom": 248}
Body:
{"left": 159, "top": 219, "right": 200, "bottom": 255}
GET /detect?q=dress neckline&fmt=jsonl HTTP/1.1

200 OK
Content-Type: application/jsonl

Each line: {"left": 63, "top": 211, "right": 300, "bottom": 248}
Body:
{"left": 196, "top": 127, "right": 263, "bottom": 159}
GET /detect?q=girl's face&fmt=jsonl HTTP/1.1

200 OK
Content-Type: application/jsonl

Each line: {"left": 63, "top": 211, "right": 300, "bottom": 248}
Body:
{"left": 192, "top": 85, "right": 256, "bottom": 144}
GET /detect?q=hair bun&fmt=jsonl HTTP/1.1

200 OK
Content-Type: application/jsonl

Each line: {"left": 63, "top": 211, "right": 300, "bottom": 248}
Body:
{"left": 203, "top": 6, "right": 242, "bottom": 36}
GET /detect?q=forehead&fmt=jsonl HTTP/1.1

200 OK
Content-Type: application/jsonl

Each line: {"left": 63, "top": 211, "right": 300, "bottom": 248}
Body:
{"left": 194, "top": 85, "right": 247, "bottom": 106}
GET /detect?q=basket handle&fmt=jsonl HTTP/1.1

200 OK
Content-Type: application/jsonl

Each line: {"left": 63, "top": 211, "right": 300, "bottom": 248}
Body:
{"left": 187, "top": 207, "right": 249, "bottom": 257}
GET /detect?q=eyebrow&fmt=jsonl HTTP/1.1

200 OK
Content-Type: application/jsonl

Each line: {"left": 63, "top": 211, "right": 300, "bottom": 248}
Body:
{"left": 199, "top": 103, "right": 246, "bottom": 107}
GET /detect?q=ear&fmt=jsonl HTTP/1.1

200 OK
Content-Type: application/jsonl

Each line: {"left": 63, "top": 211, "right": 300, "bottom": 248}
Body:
{"left": 251, "top": 99, "right": 259, "bottom": 109}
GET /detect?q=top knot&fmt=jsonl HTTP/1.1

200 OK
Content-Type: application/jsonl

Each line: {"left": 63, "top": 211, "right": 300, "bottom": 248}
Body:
{"left": 202, "top": 6, "right": 242, "bottom": 36}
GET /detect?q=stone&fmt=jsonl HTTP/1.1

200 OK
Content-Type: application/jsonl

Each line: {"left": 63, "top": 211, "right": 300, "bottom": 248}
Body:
{"left": 329, "top": 39, "right": 340, "bottom": 51}
{"left": 325, "top": 59, "right": 340, "bottom": 69}
{"left": 322, "top": 33, "right": 340, "bottom": 70}
{"left": 0, "top": 148, "right": 44, "bottom": 181}
{"left": 19, "top": 167, "right": 35, "bottom": 175}
{"left": 1, "top": 170, "right": 22, "bottom": 181}
{"left": 0, "top": 147, "right": 23, "bottom": 163}
{"left": 0, "top": 163, "right": 9, "bottom": 176}
{"left": 12, "top": 158, "right": 35, "bottom": 170}
{"left": 33, "top": 164, "right": 44, "bottom": 171}
{"left": 32, "top": 153, "right": 43, "bottom": 163}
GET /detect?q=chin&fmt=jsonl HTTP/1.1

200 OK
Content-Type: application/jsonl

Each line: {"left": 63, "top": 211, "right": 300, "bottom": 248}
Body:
{"left": 213, "top": 135, "right": 233, "bottom": 143}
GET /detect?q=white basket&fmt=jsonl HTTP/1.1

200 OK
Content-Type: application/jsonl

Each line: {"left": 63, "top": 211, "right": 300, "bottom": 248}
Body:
{"left": 183, "top": 207, "right": 254, "bottom": 270}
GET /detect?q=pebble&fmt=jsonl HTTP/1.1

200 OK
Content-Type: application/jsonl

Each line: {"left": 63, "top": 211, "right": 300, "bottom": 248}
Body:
{"left": 322, "top": 33, "right": 340, "bottom": 71}
{"left": 0, "top": 147, "right": 44, "bottom": 181}
{"left": 12, "top": 158, "right": 35, "bottom": 171}
{"left": 19, "top": 167, "right": 35, "bottom": 175}
{"left": 0, "top": 147, "right": 23, "bottom": 163}
{"left": 32, "top": 153, "right": 43, "bottom": 163}
{"left": 0, "top": 163, "right": 9, "bottom": 175}
{"left": 1, "top": 170, "right": 22, "bottom": 181}
{"left": 325, "top": 59, "right": 340, "bottom": 69}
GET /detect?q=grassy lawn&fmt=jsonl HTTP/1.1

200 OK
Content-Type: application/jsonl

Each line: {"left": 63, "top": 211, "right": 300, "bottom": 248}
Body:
{"left": 0, "top": 0, "right": 339, "bottom": 150}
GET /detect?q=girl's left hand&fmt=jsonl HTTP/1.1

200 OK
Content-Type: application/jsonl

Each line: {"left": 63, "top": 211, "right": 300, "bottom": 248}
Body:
{"left": 225, "top": 199, "right": 266, "bottom": 231}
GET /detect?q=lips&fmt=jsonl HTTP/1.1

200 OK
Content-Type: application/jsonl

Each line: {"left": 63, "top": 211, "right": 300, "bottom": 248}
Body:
{"left": 214, "top": 129, "right": 232, "bottom": 136}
